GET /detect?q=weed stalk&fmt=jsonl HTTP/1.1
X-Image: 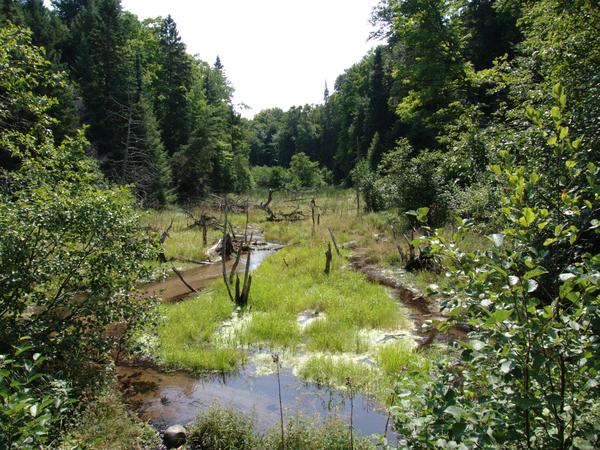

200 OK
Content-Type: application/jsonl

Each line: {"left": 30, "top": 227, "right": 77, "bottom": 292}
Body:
{"left": 273, "top": 353, "right": 285, "bottom": 450}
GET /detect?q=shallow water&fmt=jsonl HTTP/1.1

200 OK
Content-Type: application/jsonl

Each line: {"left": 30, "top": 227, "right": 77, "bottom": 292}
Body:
{"left": 141, "top": 243, "right": 283, "bottom": 303}
{"left": 117, "top": 364, "right": 397, "bottom": 444}
{"left": 128, "top": 240, "right": 398, "bottom": 444}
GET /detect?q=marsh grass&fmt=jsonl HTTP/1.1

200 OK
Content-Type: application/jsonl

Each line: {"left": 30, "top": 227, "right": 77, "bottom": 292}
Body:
{"left": 297, "top": 356, "right": 377, "bottom": 393}
{"left": 241, "top": 242, "right": 408, "bottom": 353}
{"left": 156, "top": 291, "right": 245, "bottom": 372}
{"left": 149, "top": 190, "right": 437, "bottom": 393}
{"left": 188, "top": 404, "right": 376, "bottom": 450}
{"left": 60, "top": 383, "right": 160, "bottom": 449}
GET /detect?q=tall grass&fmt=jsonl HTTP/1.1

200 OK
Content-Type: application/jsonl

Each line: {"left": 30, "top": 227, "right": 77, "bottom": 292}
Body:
{"left": 188, "top": 405, "right": 376, "bottom": 450}
{"left": 156, "top": 291, "right": 245, "bottom": 372}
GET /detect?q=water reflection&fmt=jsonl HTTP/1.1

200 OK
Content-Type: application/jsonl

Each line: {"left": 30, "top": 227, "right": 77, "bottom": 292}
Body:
{"left": 117, "top": 364, "right": 397, "bottom": 444}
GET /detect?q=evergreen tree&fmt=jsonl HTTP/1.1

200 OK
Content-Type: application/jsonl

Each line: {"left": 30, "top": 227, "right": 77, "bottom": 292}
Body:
{"left": 154, "top": 15, "right": 192, "bottom": 155}
{"left": 73, "top": 0, "right": 131, "bottom": 179}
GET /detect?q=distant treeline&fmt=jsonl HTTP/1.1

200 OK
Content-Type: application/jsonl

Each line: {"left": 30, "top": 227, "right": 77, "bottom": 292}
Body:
{"left": 1, "top": 0, "right": 598, "bottom": 220}
{"left": 1, "top": 0, "right": 251, "bottom": 207}
{"left": 248, "top": 0, "right": 599, "bottom": 224}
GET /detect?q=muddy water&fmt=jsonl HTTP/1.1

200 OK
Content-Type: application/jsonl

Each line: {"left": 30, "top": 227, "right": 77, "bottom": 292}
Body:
{"left": 117, "top": 364, "right": 396, "bottom": 443}
{"left": 140, "top": 243, "right": 283, "bottom": 303}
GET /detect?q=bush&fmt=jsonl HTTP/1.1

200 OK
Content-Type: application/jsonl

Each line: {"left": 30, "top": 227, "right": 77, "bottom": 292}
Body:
{"left": 0, "top": 342, "right": 71, "bottom": 449}
{"left": 289, "top": 152, "right": 326, "bottom": 188}
{"left": 376, "top": 140, "right": 450, "bottom": 226}
{"left": 251, "top": 165, "right": 291, "bottom": 190}
{"left": 392, "top": 88, "right": 600, "bottom": 448}
{"left": 187, "top": 405, "right": 258, "bottom": 450}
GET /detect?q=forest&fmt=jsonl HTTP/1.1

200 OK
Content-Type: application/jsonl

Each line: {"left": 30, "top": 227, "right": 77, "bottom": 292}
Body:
{"left": 0, "top": 0, "right": 598, "bottom": 449}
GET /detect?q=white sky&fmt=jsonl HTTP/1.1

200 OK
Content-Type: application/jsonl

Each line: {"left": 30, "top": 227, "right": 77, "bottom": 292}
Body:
{"left": 120, "top": 0, "right": 380, "bottom": 118}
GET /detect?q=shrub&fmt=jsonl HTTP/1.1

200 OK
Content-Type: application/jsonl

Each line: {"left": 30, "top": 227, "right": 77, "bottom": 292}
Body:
{"left": 187, "top": 405, "right": 258, "bottom": 450}
{"left": 392, "top": 88, "right": 600, "bottom": 448}
{"left": 0, "top": 342, "right": 72, "bottom": 449}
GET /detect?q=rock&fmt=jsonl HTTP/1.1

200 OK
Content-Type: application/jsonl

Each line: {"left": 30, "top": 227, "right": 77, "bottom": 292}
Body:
{"left": 163, "top": 424, "right": 187, "bottom": 449}
{"left": 341, "top": 240, "right": 357, "bottom": 249}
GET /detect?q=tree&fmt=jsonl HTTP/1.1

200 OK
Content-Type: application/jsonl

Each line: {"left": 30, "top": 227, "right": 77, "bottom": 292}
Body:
{"left": 289, "top": 152, "right": 325, "bottom": 188}
{"left": 72, "top": 0, "right": 131, "bottom": 179}
{"left": 0, "top": 24, "right": 157, "bottom": 365}
{"left": 392, "top": 89, "right": 600, "bottom": 449}
{"left": 154, "top": 15, "right": 192, "bottom": 155}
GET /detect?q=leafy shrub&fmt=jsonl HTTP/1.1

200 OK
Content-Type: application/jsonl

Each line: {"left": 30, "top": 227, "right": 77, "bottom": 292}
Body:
{"left": 376, "top": 139, "right": 450, "bottom": 226}
{"left": 392, "top": 88, "right": 600, "bottom": 448}
{"left": 251, "top": 165, "right": 291, "bottom": 190}
{"left": 0, "top": 342, "right": 71, "bottom": 449}
{"left": 289, "top": 152, "right": 327, "bottom": 188}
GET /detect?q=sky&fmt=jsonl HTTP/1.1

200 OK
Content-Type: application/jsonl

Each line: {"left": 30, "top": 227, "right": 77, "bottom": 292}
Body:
{"left": 120, "top": 0, "right": 381, "bottom": 118}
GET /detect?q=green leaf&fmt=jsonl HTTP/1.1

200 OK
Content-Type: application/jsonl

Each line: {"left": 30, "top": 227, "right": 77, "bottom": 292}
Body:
{"left": 524, "top": 268, "right": 548, "bottom": 280}
{"left": 486, "top": 309, "right": 512, "bottom": 325}
{"left": 521, "top": 208, "right": 536, "bottom": 227}
{"left": 416, "top": 207, "right": 430, "bottom": 223}
{"left": 444, "top": 406, "right": 466, "bottom": 418}
{"left": 544, "top": 238, "right": 557, "bottom": 246}
{"left": 500, "top": 360, "right": 512, "bottom": 374}
{"left": 489, "top": 164, "right": 501, "bottom": 175}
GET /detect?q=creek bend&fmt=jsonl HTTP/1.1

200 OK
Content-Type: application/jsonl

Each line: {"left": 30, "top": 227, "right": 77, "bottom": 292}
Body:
{"left": 121, "top": 240, "right": 400, "bottom": 444}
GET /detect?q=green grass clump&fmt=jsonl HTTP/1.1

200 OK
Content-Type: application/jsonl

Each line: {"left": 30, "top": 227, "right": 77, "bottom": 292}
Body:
{"left": 156, "top": 292, "right": 244, "bottom": 372}
{"left": 297, "top": 356, "right": 377, "bottom": 393}
{"left": 242, "top": 311, "right": 301, "bottom": 349}
{"left": 60, "top": 384, "right": 160, "bottom": 449}
{"left": 304, "top": 320, "right": 367, "bottom": 354}
{"left": 188, "top": 404, "right": 258, "bottom": 450}
{"left": 188, "top": 405, "right": 376, "bottom": 450}
{"left": 261, "top": 415, "right": 376, "bottom": 450}
{"left": 376, "top": 341, "right": 429, "bottom": 378}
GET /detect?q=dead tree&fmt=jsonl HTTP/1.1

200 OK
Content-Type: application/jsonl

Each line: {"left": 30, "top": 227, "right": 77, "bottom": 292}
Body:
{"left": 310, "top": 198, "right": 318, "bottom": 235}
{"left": 324, "top": 242, "right": 333, "bottom": 275}
{"left": 158, "top": 219, "right": 174, "bottom": 263}
{"left": 171, "top": 266, "right": 197, "bottom": 294}
{"left": 328, "top": 227, "right": 341, "bottom": 256}
{"left": 221, "top": 197, "right": 253, "bottom": 308}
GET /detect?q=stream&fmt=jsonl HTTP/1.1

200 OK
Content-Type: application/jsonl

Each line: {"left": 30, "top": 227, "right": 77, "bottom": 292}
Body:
{"left": 121, "top": 241, "right": 398, "bottom": 444}
{"left": 117, "top": 364, "right": 396, "bottom": 443}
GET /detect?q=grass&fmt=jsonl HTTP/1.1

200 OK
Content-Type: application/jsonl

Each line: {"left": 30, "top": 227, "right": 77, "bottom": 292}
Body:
{"left": 148, "top": 189, "right": 440, "bottom": 396}
{"left": 241, "top": 311, "right": 302, "bottom": 349}
{"left": 188, "top": 404, "right": 376, "bottom": 449}
{"left": 238, "top": 242, "right": 409, "bottom": 354}
{"left": 297, "top": 355, "right": 377, "bottom": 393}
{"left": 155, "top": 291, "right": 246, "bottom": 372}
{"left": 59, "top": 383, "right": 159, "bottom": 449}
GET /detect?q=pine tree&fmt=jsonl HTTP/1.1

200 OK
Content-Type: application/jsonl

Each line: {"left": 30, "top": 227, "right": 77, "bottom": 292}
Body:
{"left": 73, "top": 0, "right": 131, "bottom": 179}
{"left": 154, "top": 15, "right": 192, "bottom": 155}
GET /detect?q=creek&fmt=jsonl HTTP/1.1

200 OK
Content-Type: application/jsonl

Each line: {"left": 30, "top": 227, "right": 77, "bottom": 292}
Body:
{"left": 121, "top": 241, "right": 398, "bottom": 444}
